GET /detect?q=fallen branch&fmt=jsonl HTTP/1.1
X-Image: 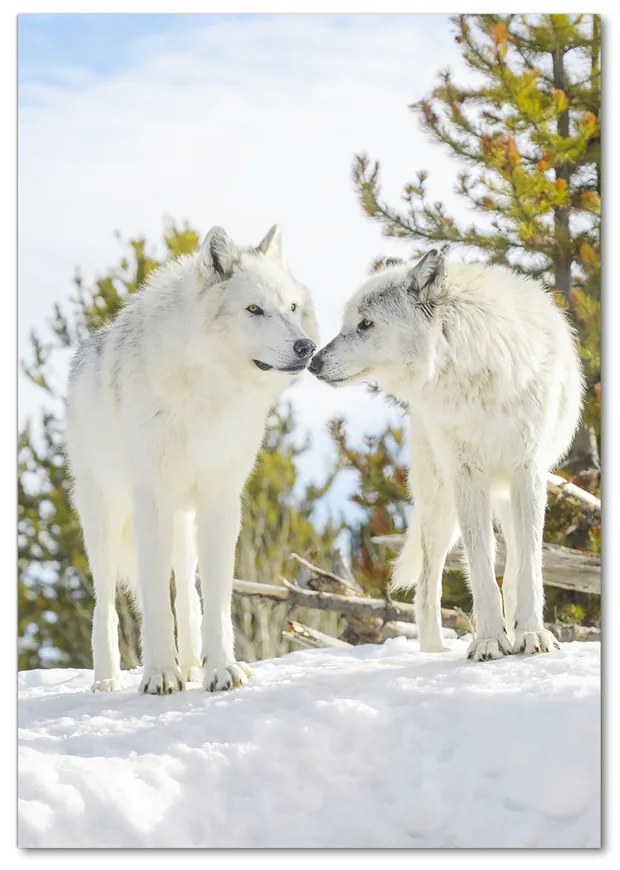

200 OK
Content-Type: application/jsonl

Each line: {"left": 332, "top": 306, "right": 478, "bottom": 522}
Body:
{"left": 546, "top": 473, "right": 601, "bottom": 512}
{"left": 281, "top": 576, "right": 410, "bottom": 622}
{"left": 291, "top": 553, "right": 385, "bottom": 643}
{"left": 232, "top": 579, "right": 597, "bottom": 645}
{"left": 232, "top": 577, "right": 473, "bottom": 634}
{"left": 283, "top": 620, "right": 352, "bottom": 650}
{"left": 233, "top": 577, "right": 289, "bottom": 602}
{"left": 371, "top": 536, "right": 601, "bottom": 596}
{"left": 290, "top": 553, "right": 362, "bottom": 595}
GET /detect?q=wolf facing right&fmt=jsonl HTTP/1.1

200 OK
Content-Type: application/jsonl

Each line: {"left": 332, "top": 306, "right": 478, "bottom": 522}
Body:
{"left": 309, "top": 249, "right": 583, "bottom": 661}
{"left": 65, "top": 224, "right": 318, "bottom": 694}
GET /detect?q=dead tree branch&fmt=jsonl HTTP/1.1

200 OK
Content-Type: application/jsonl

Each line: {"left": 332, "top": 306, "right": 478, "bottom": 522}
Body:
{"left": 232, "top": 577, "right": 473, "bottom": 634}
{"left": 283, "top": 620, "right": 352, "bottom": 650}
{"left": 232, "top": 575, "right": 597, "bottom": 646}
{"left": 546, "top": 472, "right": 601, "bottom": 512}
{"left": 371, "top": 535, "right": 600, "bottom": 596}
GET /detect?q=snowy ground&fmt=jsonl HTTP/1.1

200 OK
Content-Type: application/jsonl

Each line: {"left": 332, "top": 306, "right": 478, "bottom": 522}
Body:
{"left": 18, "top": 637, "right": 600, "bottom": 849}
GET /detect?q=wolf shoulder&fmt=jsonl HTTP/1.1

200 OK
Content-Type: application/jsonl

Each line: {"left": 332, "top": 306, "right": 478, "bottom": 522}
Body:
{"left": 443, "top": 262, "right": 581, "bottom": 374}
{"left": 67, "top": 255, "right": 199, "bottom": 403}
{"left": 446, "top": 262, "right": 576, "bottom": 337}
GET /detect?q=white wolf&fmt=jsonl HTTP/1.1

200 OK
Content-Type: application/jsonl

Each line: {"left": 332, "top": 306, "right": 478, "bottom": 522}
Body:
{"left": 310, "top": 250, "right": 582, "bottom": 661}
{"left": 65, "top": 225, "right": 317, "bottom": 693}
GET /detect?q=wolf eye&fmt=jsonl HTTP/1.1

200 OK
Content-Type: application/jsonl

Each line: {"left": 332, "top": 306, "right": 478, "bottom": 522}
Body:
{"left": 358, "top": 319, "right": 374, "bottom": 331}
{"left": 246, "top": 304, "right": 264, "bottom": 315}
{"left": 290, "top": 303, "right": 297, "bottom": 312}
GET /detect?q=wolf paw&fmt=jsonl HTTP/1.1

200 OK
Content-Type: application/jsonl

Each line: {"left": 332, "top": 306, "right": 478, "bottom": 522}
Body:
{"left": 92, "top": 677, "right": 123, "bottom": 692}
{"left": 514, "top": 629, "right": 560, "bottom": 655}
{"left": 140, "top": 667, "right": 184, "bottom": 695}
{"left": 467, "top": 631, "right": 513, "bottom": 661}
{"left": 203, "top": 660, "right": 251, "bottom": 693}
{"left": 180, "top": 664, "right": 202, "bottom": 684}
{"left": 419, "top": 639, "right": 451, "bottom": 653}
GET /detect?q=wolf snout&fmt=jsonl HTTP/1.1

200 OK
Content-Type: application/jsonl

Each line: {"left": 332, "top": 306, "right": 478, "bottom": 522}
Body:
{"left": 293, "top": 338, "right": 316, "bottom": 360}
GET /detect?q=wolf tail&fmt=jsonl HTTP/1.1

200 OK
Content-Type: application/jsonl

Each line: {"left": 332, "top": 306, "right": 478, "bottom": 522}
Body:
{"left": 389, "top": 510, "right": 423, "bottom": 592}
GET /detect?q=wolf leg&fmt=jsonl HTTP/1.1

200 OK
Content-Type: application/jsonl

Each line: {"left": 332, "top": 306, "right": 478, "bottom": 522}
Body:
{"left": 493, "top": 498, "right": 518, "bottom": 645}
{"left": 133, "top": 486, "right": 183, "bottom": 694}
{"left": 393, "top": 427, "right": 457, "bottom": 651}
{"left": 510, "top": 465, "right": 560, "bottom": 655}
{"left": 416, "top": 511, "right": 459, "bottom": 653}
{"left": 172, "top": 511, "right": 202, "bottom": 684}
{"left": 195, "top": 484, "right": 250, "bottom": 692}
{"left": 404, "top": 479, "right": 459, "bottom": 653}
{"left": 453, "top": 469, "right": 512, "bottom": 661}
{"left": 74, "top": 479, "right": 123, "bottom": 692}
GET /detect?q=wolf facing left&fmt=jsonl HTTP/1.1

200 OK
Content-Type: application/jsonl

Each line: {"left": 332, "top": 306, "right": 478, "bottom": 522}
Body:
{"left": 310, "top": 250, "right": 583, "bottom": 662}
{"left": 65, "top": 225, "right": 318, "bottom": 694}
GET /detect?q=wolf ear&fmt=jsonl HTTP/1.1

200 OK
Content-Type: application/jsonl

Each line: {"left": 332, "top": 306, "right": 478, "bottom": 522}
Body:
{"left": 408, "top": 249, "right": 446, "bottom": 301}
{"left": 200, "top": 226, "right": 237, "bottom": 280}
{"left": 257, "top": 224, "right": 284, "bottom": 264}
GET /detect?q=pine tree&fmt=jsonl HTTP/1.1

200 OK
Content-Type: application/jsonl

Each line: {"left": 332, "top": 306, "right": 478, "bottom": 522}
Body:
{"left": 18, "top": 225, "right": 341, "bottom": 669}
{"left": 327, "top": 419, "right": 409, "bottom": 597}
{"left": 353, "top": 14, "right": 601, "bottom": 460}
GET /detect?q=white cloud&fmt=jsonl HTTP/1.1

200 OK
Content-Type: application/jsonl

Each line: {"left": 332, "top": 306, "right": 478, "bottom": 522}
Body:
{"left": 19, "top": 14, "right": 472, "bottom": 479}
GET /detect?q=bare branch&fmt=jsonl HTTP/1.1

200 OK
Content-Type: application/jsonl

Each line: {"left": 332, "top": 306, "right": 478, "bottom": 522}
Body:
{"left": 371, "top": 534, "right": 600, "bottom": 596}
{"left": 232, "top": 577, "right": 474, "bottom": 635}
{"left": 282, "top": 620, "right": 352, "bottom": 650}
{"left": 547, "top": 472, "right": 601, "bottom": 512}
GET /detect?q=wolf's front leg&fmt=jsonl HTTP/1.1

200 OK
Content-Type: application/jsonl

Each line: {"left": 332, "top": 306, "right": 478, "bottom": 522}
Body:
{"left": 454, "top": 470, "right": 513, "bottom": 661}
{"left": 133, "top": 487, "right": 183, "bottom": 694}
{"left": 172, "top": 511, "right": 202, "bottom": 684}
{"left": 195, "top": 485, "right": 251, "bottom": 692}
{"left": 510, "top": 465, "right": 560, "bottom": 655}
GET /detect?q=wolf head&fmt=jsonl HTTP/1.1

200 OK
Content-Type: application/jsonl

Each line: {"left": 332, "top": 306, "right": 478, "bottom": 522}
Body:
{"left": 309, "top": 249, "right": 447, "bottom": 391}
{"left": 196, "top": 224, "right": 318, "bottom": 378}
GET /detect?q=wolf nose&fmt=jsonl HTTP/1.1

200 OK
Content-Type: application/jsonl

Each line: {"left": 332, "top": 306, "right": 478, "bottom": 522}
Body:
{"left": 308, "top": 353, "right": 322, "bottom": 375}
{"left": 293, "top": 338, "right": 316, "bottom": 359}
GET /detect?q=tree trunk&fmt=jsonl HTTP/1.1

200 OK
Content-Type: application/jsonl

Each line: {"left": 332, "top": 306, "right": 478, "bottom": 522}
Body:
{"left": 552, "top": 40, "right": 600, "bottom": 472}
{"left": 552, "top": 44, "right": 573, "bottom": 298}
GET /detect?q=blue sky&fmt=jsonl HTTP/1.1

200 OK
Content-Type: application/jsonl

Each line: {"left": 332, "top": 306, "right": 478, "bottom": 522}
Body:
{"left": 19, "top": 14, "right": 203, "bottom": 84}
{"left": 18, "top": 13, "right": 447, "bottom": 89}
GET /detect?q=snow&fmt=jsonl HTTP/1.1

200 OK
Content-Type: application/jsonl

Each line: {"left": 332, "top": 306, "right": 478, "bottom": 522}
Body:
{"left": 18, "top": 637, "right": 601, "bottom": 849}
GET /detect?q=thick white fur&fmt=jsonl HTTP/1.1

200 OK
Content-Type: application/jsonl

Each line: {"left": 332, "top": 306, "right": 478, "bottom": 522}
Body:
{"left": 65, "top": 225, "right": 318, "bottom": 693}
{"left": 311, "top": 252, "right": 582, "bottom": 660}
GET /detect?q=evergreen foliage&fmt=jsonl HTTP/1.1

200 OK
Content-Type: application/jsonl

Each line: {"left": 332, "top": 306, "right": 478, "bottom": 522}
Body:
{"left": 353, "top": 14, "right": 601, "bottom": 441}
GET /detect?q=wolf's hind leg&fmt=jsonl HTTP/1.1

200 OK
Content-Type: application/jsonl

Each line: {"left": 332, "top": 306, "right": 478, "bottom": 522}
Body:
{"left": 133, "top": 487, "right": 183, "bottom": 694}
{"left": 493, "top": 497, "right": 518, "bottom": 645}
{"left": 392, "top": 430, "right": 458, "bottom": 652}
{"left": 410, "top": 495, "right": 459, "bottom": 653}
{"left": 510, "top": 465, "right": 560, "bottom": 655}
{"left": 74, "top": 480, "right": 123, "bottom": 692}
{"left": 172, "top": 512, "right": 202, "bottom": 684}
